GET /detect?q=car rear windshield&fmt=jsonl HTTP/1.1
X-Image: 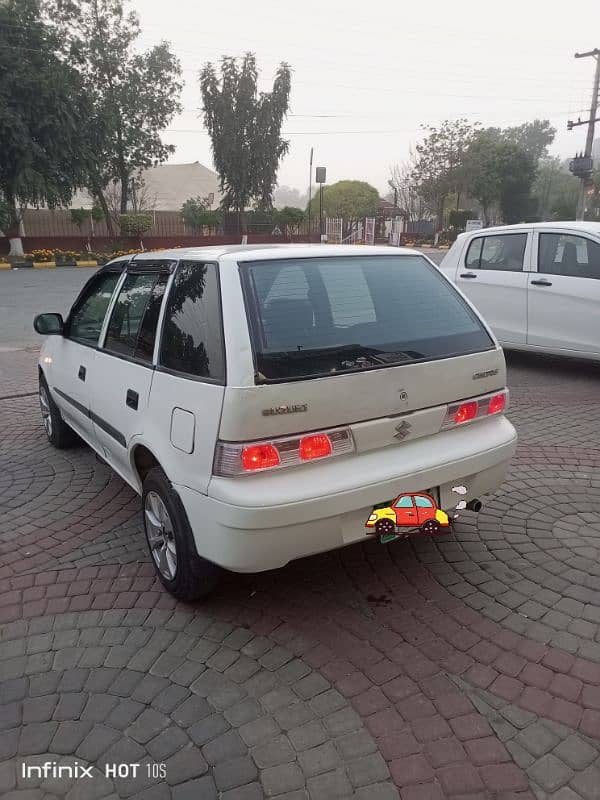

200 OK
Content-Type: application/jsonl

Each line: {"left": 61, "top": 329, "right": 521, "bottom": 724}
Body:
{"left": 240, "top": 254, "right": 494, "bottom": 382}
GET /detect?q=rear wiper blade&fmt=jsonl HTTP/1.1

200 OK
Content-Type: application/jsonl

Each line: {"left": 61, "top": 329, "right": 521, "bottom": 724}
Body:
{"left": 263, "top": 344, "right": 383, "bottom": 361}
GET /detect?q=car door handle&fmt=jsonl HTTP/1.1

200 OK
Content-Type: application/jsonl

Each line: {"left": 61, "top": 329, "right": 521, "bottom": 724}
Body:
{"left": 530, "top": 279, "right": 552, "bottom": 286}
{"left": 126, "top": 389, "right": 139, "bottom": 410}
{"left": 78, "top": 365, "right": 86, "bottom": 382}
{"left": 460, "top": 272, "right": 477, "bottom": 278}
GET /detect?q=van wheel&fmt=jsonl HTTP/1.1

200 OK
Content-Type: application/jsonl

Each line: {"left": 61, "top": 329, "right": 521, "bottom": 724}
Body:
{"left": 142, "top": 467, "right": 221, "bottom": 601}
{"left": 375, "top": 518, "right": 395, "bottom": 536}
{"left": 421, "top": 519, "right": 441, "bottom": 535}
{"left": 39, "top": 375, "right": 77, "bottom": 449}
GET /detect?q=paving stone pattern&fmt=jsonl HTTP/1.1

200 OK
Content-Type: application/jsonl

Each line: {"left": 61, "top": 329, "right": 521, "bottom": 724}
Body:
{"left": 1, "top": 347, "right": 600, "bottom": 798}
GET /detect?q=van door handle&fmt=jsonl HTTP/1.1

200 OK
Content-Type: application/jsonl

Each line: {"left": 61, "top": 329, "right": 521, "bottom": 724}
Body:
{"left": 78, "top": 365, "right": 86, "bottom": 382}
{"left": 531, "top": 279, "right": 552, "bottom": 286}
{"left": 460, "top": 272, "right": 477, "bottom": 278}
{"left": 126, "top": 389, "right": 139, "bottom": 410}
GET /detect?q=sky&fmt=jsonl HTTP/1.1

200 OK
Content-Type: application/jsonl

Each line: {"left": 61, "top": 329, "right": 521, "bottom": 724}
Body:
{"left": 134, "top": 0, "right": 600, "bottom": 198}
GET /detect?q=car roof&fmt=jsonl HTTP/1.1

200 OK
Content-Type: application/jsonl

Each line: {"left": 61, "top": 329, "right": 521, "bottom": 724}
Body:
{"left": 110, "top": 243, "right": 424, "bottom": 266}
{"left": 458, "top": 221, "right": 600, "bottom": 238}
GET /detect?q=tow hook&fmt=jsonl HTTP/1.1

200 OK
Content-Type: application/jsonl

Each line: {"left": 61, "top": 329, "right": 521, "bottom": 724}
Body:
{"left": 465, "top": 499, "right": 483, "bottom": 512}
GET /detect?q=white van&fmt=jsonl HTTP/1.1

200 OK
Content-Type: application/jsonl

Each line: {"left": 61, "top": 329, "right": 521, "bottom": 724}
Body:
{"left": 35, "top": 245, "right": 517, "bottom": 600}
{"left": 440, "top": 222, "right": 600, "bottom": 360}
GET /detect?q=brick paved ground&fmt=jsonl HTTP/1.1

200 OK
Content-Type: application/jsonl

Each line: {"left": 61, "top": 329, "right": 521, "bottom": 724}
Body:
{"left": 2, "top": 348, "right": 600, "bottom": 799}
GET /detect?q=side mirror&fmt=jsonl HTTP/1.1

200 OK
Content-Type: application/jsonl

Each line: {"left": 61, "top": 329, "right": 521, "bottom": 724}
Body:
{"left": 34, "top": 313, "right": 64, "bottom": 335}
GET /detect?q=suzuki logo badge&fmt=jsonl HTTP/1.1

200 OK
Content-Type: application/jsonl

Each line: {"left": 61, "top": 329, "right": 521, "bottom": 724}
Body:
{"left": 393, "top": 420, "right": 411, "bottom": 441}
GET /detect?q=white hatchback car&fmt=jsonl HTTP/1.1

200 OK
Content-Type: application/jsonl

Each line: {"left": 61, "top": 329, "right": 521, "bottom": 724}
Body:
{"left": 35, "top": 245, "right": 517, "bottom": 600}
{"left": 440, "top": 222, "right": 600, "bottom": 360}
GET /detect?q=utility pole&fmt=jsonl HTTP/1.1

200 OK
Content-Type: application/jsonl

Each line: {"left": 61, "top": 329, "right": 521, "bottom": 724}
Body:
{"left": 568, "top": 48, "right": 600, "bottom": 220}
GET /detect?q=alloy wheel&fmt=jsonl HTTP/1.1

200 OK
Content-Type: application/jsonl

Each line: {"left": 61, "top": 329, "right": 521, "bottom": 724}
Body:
{"left": 39, "top": 386, "right": 53, "bottom": 438}
{"left": 145, "top": 491, "right": 178, "bottom": 580}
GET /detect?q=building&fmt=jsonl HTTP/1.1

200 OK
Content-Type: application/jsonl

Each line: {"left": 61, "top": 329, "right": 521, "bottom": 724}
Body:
{"left": 71, "top": 161, "right": 222, "bottom": 212}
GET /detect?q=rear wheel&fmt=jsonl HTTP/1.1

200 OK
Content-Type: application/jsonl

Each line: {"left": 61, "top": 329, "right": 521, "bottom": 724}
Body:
{"left": 39, "top": 375, "right": 77, "bottom": 449}
{"left": 142, "top": 467, "right": 221, "bottom": 601}
{"left": 420, "top": 519, "right": 441, "bottom": 535}
{"left": 375, "top": 518, "right": 396, "bottom": 536}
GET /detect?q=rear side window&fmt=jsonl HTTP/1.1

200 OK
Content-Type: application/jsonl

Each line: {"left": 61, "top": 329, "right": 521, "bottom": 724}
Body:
{"left": 67, "top": 272, "right": 120, "bottom": 344}
{"left": 104, "top": 272, "right": 168, "bottom": 363}
{"left": 466, "top": 233, "right": 527, "bottom": 271}
{"left": 159, "top": 261, "right": 225, "bottom": 382}
{"left": 241, "top": 255, "right": 494, "bottom": 382}
{"left": 539, "top": 233, "right": 600, "bottom": 279}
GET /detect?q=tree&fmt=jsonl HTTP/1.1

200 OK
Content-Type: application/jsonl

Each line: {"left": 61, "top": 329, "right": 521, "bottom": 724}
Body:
{"left": 463, "top": 130, "right": 536, "bottom": 225}
{"left": 181, "top": 196, "right": 222, "bottom": 232}
{"left": 503, "top": 120, "right": 556, "bottom": 163}
{"left": 0, "top": 0, "right": 89, "bottom": 255}
{"left": 52, "top": 0, "right": 182, "bottom": 220}
{"left": 389, "top": 158, "right": 430, "bottom": 224}
{"left": 411, "top": 119, "right": 479, "bottom": 233}
{"left": 532, "top": 157, "right": 579, "bottom": 221}
{"left": 307, "top": 180, "right": 379, "bottom": 237}
{"left": 200, "top": 53, "right": 291, "bottom": 228}
{"left": 119, "top": 213, "right": 153, "bottom": 246}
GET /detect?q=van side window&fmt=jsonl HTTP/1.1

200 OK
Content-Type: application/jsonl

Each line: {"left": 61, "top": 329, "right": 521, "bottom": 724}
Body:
{"left": 465, "top": 234, "right": 527, "bottom": 272}
{"left": 539, "top": 233, "right": 600, "bottom": 280}
{"left": 104, "top": 273, "right": 168, "bottom": 363}
{"left": 159, "top": 262, "right": 225, "bottom": 382}
{"left": 67, "top": 272, "right": 120, "bottom": 345}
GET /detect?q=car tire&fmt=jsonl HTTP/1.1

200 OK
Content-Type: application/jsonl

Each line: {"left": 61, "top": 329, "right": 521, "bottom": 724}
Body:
{"left": 142, "top": 466, "right": 221, "bottom": 601}
{"left": 39, "top": 374, "right": 78, "bottom": 449}
{"left": 420, "top": 519, "right": 441, "bottom": 535}
{"left": 375, "top": 518, "right": 396, "bottom": 536}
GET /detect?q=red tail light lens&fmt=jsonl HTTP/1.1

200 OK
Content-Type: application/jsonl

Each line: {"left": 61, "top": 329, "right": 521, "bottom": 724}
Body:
{"left": 454, "top": 401, "right": 478, "bottom": 424}
{"left": 241, "top": 444, "right": 280, "bottom": 471}
{"left": 487, "top": 393, "right": 506, "bottom": 414}
{"left": 299, "top": 434, "right": 333, "bottom": 461}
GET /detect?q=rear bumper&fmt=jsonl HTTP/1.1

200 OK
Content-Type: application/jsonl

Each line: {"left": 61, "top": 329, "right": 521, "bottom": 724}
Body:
{"left": 175, "top": 416, "right": 517, "bottom": 572}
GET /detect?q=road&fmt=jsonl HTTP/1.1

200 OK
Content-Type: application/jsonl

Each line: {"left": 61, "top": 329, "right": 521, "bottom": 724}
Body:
{"left": 2, "top": 247, "right": 600, "bottom": 797}
{"left": 0, "top": 266, "right": 99, "bottom": 350}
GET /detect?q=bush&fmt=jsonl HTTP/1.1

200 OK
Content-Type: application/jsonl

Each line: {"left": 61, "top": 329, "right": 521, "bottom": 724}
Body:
{"left": 119, "top": 213, "right": 154, "bottom": 237}
{"left": 181, "top": 197, "right": 221, "bottom": 231}
{"left": 54, "top": 249, "right": 78, "bottom": 265}
{"left": 31, "top": 249, "right": 55, "bottom": 262}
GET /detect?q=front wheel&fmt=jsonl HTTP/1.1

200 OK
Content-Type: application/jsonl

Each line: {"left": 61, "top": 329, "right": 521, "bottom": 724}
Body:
{"left": 142, "top": 467, "right": 221, "bottom": 601}
{"left": 420, "top": 519, "right": 441, "bottom": 535}
{"left": 39, "top": 375, "right": 77, "bottom": 449}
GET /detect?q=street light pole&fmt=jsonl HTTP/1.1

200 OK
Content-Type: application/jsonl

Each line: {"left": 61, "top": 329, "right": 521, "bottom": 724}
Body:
{"left": 307, "top": 147, "right": 313, "bottom": 241}
{"left": 315, "top": 166, "right": 326, "bottom": 242}
{"left": 319, "top": 184, "right": 323, "bottom": 239}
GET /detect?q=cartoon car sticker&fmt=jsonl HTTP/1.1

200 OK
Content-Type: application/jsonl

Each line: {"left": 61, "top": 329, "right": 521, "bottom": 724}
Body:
{"left": 365, "top": 492, "right": 451, "bottom": 539}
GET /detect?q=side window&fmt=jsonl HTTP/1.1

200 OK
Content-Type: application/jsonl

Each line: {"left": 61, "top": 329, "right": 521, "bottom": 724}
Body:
{"left": 67, "top": 272, "right": 120, "bottom": 344}
{"left": 159, "top": 261, "right": 225, "bottom": 381}
{"left": 394, "top": 496, "right": 413, "bottom": 508}
{"left": 465, "top": 237, "right": 483, "bottom": 269}
{"left": 465, "top": 234, "right": 527, "bottom": 272}
{"left": 104, "top": 273, "right": 168, "bottom": 362}
{"left": 539, "top": 233, "right": 600, "bottom": 280}
{"left": 415, "top": 496, "right": 434, "bottom": 508}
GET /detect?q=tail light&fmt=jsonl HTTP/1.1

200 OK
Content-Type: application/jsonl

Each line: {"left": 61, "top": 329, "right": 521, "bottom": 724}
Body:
{"left": 213, "top": 427, "right": 354, "bottom": 477}
{"left": 241, "top": 444, "right": 280, "bottom": 471}
{"left": 454, "top": 401, "right": 478, "bottom": 424}
{"left": 442, "top": 389, "right": 509, "bottom": 430}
